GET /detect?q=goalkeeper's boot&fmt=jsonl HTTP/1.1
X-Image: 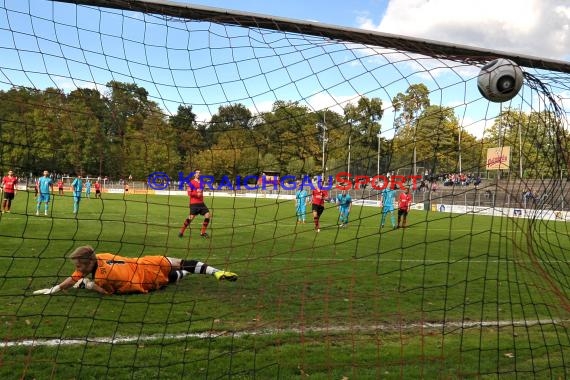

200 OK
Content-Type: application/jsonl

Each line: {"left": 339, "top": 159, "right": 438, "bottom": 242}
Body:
{"left": 214, "top": 271, "right": 238, "bottom": 282}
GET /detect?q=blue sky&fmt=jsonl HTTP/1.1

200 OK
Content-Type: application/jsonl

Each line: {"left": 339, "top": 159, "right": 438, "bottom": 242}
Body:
{"left": 185, "top": 0, "right": 570, "bottom": 62}
{"left": 184, "top": 0, "right": 390, "bottom": 31}
{"left": 1, "top": 0, "right": 568, "bottom": 139}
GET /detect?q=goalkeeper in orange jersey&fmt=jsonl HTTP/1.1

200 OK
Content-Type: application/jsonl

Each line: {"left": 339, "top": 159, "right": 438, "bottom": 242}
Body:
{"left": 32, "top": 245, "right": 238, "bottom": 295}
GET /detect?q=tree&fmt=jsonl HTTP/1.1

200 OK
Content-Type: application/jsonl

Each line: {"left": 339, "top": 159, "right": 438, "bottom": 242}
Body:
{"left": 204, "top": 129, "right": 260, "bottom": 179}
{"left": 0, "top": 88, "right": 40, "bottom": 174}
{"left": 170, "top": 105, "right": 205, "bottom": 171}
{"left": 392, "top": 84, "right": 430, "bottom": 175}
{"left": 286, "top": 157, "right": 316, "bottom": 176}
{"left": 125, "top": 106, "right": 179, "bottom": 179}
{"left": 30, "top": 88, "right": 68, "bottom": 172}
{"left": 67, "top": 88, "right": 110, "bottom": 176}
{"left": 392, "top": 105, "right": 475, "bottom": 175}
{"left": 343, "top": 97, "right": 384, "bottom": 175}
{"left": 392, "top": 84, "right": 430, "bottom": 132}
{"left": 208, "top": 103, "right": 253, "bottom": 144}
{"left": 105, "top": 81, "right": 151, "bottom": 177}
{"left": 59, "top": 100, "right": 101, "bottom": 175}
{"left": 257, "top": 101, "right": 322, "bottom": 174}
{"left": 483, "top": 110, "right": 566, "bottom": 178}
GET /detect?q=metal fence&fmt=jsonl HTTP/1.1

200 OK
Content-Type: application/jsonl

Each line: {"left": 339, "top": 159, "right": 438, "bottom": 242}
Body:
{"left": 30, "top": 178, "right": 567, "bottom": 211}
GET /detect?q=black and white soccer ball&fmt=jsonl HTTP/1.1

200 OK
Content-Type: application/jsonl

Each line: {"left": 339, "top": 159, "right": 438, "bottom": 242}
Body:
{"left": 477, "top": 58, "right": 523, "bottom": 103}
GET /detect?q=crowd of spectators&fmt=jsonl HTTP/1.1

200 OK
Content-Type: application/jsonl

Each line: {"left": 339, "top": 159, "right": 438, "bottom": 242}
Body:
{"left": 435, "top": 173, "right": 482, "bottom": 187}
{"left": 413, "top": 172, "right": 482, "bottom": 192}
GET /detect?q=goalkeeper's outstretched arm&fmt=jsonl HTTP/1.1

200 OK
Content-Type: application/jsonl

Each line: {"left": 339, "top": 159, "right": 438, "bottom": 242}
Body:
{"left": 33, "top": 276, "right": 109, "bottom": 295}
{"left": 32, "top": 276, "right": 76, "bottom": 295}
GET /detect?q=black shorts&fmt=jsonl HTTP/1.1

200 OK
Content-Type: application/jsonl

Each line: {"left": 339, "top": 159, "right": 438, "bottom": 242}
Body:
{"left": 398, "top": 208, "right": 408, "bottom": 217}
{"left": 3, "top": 192, "right": 14, "bottom": 200}
{"left": 312, "top": 204, "right": 324, "bottom": 217}
{"left": 96, "top": 190, "right": 101, "bottom": 194}
{"left": 190, "top": 203, "right": 210, "bottom": 216}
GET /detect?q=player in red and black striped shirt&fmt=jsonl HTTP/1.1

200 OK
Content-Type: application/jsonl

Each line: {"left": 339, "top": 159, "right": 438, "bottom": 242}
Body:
{"left": 397, "top": 187, "right": 412, "bottom": 228}
{"left": 179, "top": 169, "right": 211, "bottom": 239}
{"left": 311, "top": 188, "right": 328, "bottom": 232}
{"left": 1, "top": 170, "right": 18, "bottom": 213}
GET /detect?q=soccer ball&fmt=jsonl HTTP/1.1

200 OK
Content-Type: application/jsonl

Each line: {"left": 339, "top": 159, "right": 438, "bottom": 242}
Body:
{"left": 477, "top": 58, "right": 523, "bottom": 103}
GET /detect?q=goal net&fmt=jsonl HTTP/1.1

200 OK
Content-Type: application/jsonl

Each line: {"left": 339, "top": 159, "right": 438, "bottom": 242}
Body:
{"left": 1, "top": 0, "right": 570, "bottom": 378}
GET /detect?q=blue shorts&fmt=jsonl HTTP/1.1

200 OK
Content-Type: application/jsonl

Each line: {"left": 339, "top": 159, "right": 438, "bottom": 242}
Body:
{"left": 339, "top": 207, "right": 350, "bottom": 215}
{"left": 382, "top": 206, "right": 394, "bottom": 213}
{"left": 38, "top": 194, "right": 50, "bottom": 203}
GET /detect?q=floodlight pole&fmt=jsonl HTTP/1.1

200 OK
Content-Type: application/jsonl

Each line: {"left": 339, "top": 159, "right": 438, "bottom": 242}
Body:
{"left": 377, "top": 132, "right": 381, "bottom": 175}
{"left": 413, "top": 143, "right": 417, "bottom": 175}
{"left": 317, "top": 113, "right": 327, "bottom": 180}
{"left": 497, "top": 107, "right": 502, "bottom": 180}
{"left": 413, "top": 114, "right": 418, "bottom": 175}
{"left": 518, "top": 122, "right": 523, "bottom": 178}
{"left": 322, "top": 125, "right": 326, "bottom": 179}
{"left": 458, "top": 124, "right": 462, "bottom": 174}
{"left": 347, "top": 133, "right": 352, "bottom": 176}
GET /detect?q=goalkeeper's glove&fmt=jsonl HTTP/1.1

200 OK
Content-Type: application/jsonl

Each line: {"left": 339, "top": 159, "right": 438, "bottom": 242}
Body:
{"left": 73, "top": 277, "right": 94, "bottom": 290}
{"left": 32, "top": 285, "right": 61, "bottom": 295}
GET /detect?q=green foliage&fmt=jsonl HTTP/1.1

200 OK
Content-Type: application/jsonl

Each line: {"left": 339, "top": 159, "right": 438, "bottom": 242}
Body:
{"left": 392, "top": 83, "right": 430, "bottom": 133}
{"left": 483, "top": 109, "right": 567, "bottom": 178}
{"left": 392, "top": 105, "right": 475, "bottom": 173}
{"left": 0, "top": 82, "right": 562, "bottom": 180}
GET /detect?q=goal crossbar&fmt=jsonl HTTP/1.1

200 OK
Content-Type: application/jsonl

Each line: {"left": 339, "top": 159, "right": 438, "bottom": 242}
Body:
{"left": 51, "top": 0, "right": 570, "bottom": 74}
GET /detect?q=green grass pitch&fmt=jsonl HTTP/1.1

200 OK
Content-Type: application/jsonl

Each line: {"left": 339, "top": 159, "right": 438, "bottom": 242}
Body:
{"left": 1, "top": 191, "right": 569, "bottom": 379}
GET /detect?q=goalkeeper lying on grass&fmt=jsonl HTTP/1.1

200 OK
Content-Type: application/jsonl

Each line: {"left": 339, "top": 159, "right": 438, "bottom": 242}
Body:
{"left": 33, "top": 245, "right": 238, "bottom": 295}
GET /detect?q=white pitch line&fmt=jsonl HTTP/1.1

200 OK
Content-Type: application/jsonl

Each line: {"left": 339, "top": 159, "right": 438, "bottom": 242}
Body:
{"left": 2, "top": 319, "right": 565, "bottom": 348}
{"left": 264, "top": 257, "right": 570, "bottom": 264}
{"left": 4, "top": 216, "right": 561, "bottom": 234}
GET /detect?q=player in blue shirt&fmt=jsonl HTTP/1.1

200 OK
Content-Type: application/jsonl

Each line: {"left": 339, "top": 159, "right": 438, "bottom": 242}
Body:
{"left": 337, "top": 190, "right": 352, "bottom": 228}
{"left": 85, "top": 179, "right": 92, "bottom": 199}
{"left": 71, "top": 175, "right": 83, "bottom": 214}
{"left": 295, "top": 182, "right": 309, "bottom": 224}
{"left": 36, "top": 170, "right": 54, "bottom": 216}
{"left": 380, "top": 186, "right": 396, "bottom": 229}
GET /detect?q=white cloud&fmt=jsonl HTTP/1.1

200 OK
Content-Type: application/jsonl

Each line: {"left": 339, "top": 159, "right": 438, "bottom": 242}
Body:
{"left": 461, "top": 116, "right": 492, "bottom": 139}
{"left": 52, "top": 78, "right": 108, "bottom": 95}
{"left": 304, "top": 92, "right": 357, "bottom": 115}
{"left": 359, "top": 0, "right": 570, "bottom": 62}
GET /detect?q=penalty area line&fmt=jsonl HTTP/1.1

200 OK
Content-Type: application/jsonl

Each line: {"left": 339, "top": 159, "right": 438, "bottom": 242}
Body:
{"left": 3, "top": 319, "right": 565, "bottom": 348}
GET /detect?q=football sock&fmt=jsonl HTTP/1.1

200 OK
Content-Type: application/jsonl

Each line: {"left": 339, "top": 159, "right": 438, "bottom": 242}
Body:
{"left": 201, "top": 218, "right": 210, "bottom": 234}
{"left": 168, "top": 269, "right": 190, "bottom": 283}
{"left": 180, "top": 218, "right": 191, "bottom": 233}
{"left": 181, "top": 260, "right": 216, "bottom": 275}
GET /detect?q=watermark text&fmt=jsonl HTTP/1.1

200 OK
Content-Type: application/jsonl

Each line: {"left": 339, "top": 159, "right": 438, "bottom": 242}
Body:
{"left": 146, "top": 172, "right": 422, "bottom": 191}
